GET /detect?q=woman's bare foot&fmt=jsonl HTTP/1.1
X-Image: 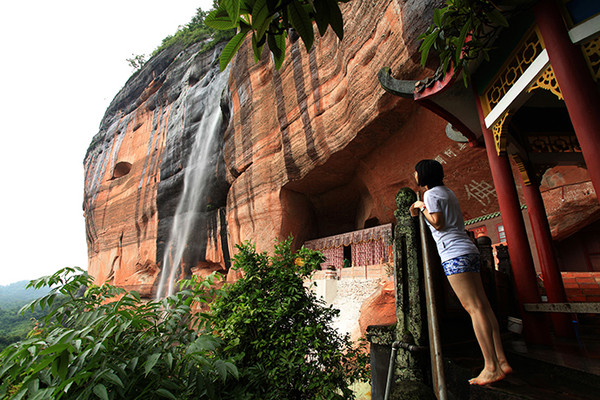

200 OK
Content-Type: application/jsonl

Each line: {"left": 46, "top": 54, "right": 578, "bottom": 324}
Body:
{"left": 468, "top": 368, "right": 506, "bottom": 386}
{"left": 499, "top": 360, "right": 513, "bottom": 375}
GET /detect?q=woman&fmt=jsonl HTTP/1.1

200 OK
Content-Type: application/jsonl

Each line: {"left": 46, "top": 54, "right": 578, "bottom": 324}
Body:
{"left": 409, "top": 159, "right": 512, "bottom": 385}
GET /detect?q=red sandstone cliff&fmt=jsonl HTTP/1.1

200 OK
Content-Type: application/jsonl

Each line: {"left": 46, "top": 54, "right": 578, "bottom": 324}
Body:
{"left": 223, "top": 0, "right": 497, "bottom": 257}
{"left": 83, "top": 0, "right": 595, "bottom": 296}
{"left": 85, "top": 0, "right": 474, "bottom": 294}
{"left": 84, "top": 43, "right": 232, "bottom": 297}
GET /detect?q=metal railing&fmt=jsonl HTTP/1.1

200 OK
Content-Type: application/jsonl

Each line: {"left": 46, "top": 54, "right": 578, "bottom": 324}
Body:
{"left": 418, "top": 197, "right": 448, "bottom": 400}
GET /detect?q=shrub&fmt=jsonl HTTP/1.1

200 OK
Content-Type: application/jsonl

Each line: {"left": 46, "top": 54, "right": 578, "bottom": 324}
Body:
{"left": 209, "top": 238, "right": 370, "bottom": 400}
{"left": 0, "top": 239, "right": 370, "bottom": 400}
{"left": 0, "top": 267, "right": 238, "bottom": 400}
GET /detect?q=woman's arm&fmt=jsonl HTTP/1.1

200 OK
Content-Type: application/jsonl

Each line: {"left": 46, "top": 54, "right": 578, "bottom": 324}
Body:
{"left": 410, "top": 201, "right": 445, "bottom": 230}
{"left": 425, "top": 210, "right": 444, "bottom": 230}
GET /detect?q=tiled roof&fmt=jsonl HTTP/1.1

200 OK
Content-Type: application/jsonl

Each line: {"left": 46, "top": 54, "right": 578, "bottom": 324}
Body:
{"left": 464, "top": 204, "right": 527, "bottom": 226}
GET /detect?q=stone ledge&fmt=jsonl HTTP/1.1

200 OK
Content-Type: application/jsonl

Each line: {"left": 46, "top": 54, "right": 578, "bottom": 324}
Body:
{"left": 524, "top": 302, "right": 600, "bottom": 313}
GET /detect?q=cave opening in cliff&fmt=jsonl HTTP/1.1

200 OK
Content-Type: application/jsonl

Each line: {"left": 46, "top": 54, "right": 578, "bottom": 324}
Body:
{"left": 111, "top": 161, "right": 132, "bottom": 179}
{"left": 364, "top": 218, "right": 380, "bottom": 229}
{"left": 283, "top": 172, "right": 385, "bottom": 247}
{"left": 282, "top": 114, "right": 413, "bottom": 245}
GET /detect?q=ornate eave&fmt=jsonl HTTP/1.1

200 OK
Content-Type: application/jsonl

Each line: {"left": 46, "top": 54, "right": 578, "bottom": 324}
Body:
{"left": 379, "top": 3, "right": 600, "bottom": 186}
{"left": 378, "top": 66, "right": 481, "bottom": 145}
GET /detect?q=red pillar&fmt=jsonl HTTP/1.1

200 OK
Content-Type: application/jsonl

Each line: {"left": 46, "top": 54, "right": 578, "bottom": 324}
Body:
{"left": 475, "top": 96, "right": 550, "bottom": 344}
{"left": 534, "top": 0, "right": 600, "bottom": 198}
{"left": 519, "top": 176, "right": 573, "bottom": 338}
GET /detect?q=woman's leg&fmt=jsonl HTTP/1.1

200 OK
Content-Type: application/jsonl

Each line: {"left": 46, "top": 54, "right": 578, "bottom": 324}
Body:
{"left": 447, "top": 271, "right": 509, "bottom": 384}
{"left": 484, "top": 293, "right": 513, "bottom": 375}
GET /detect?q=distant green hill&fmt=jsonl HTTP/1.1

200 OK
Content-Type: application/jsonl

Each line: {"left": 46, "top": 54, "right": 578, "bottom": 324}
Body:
{"left": 0, "top": 280, "right": 51, "bottom": 307}
{"left": 0, "top": 280, "right": 52, "bottom": 350}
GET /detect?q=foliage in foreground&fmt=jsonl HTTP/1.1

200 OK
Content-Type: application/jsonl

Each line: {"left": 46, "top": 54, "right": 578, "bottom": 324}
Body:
{"left": 205, "top": 0, "right": 350, "bottom": 70}
{"left": 0, "top": 239, "right": 369, "bottom": 399}
{"left": 0, "top": 267, "right": 238, "bottom": 400}
{"left": 418, "top": 0, "right": 535, "bottom": 85}
{"left": 210, "top": 238, "right": 370, "bottom": 399}
{"left": 205, "top": 0, "right": 519, "bottom": 80}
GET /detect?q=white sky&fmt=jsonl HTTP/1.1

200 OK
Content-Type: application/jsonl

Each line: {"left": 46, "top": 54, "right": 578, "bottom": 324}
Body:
{"left": 0, "top": 0, "right": 214, "bottom": 286}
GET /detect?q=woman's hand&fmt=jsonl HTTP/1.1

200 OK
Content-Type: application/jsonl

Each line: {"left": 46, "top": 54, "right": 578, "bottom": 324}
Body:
{"left": 410, "top": 201, "right": 445, "bottom": 230}
{"left": 410, "top": 201, "right": 425, "bottom": 217}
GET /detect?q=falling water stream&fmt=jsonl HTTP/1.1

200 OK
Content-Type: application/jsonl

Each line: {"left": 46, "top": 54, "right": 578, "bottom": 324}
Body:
{"left": 155, "top": 69, "right": 228, "bottom": 299}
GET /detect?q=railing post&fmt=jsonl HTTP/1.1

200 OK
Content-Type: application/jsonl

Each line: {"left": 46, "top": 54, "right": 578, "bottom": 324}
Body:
{"left": 417, "top": 195, "right": 448, "bottom": 400}
{"left": 383, "top": 188, "right": 435, "bottom": 399}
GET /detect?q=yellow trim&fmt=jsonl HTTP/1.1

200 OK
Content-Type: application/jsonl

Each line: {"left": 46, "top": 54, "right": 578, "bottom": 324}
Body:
{"left": 527, "top": 65, "right": 563, "bottom": 100}
{"left": 480, "top": 26, "right": 544, "bottom": 117}
{"left": 582, "top": 36, "right": 600, "bottom": 82}
{"left": 511, "top": 154, "right": 532, "bottom": 186}
{"left": 492, "top": 112, "right": 510, "bottom": 156}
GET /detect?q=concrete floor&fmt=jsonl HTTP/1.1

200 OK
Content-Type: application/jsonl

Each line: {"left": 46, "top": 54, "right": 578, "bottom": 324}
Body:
{"left": 442, "top": 319, "right": 600, "bottom": 399}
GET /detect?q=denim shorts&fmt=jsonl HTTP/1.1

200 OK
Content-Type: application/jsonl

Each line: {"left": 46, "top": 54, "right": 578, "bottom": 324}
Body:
{"left": 441, "top": 253, "right": 481, "bottom": 276}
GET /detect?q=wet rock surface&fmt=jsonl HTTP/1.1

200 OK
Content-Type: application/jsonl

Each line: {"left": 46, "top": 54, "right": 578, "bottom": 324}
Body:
{"left": 83, "top": 41, "right": 231, "bottom": 294}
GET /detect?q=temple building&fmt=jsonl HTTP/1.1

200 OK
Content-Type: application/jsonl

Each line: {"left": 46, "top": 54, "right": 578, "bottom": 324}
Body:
{"left": 304, "top": 224, "right": 392, "bottom": 269}
{"left": 379, "top": 0, "right": 600, "bottom": 341}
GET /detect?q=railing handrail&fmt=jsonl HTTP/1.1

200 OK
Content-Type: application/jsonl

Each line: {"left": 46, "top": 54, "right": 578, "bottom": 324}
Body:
{"left": 418, "top": 194, "right": 448, "bottom": 400}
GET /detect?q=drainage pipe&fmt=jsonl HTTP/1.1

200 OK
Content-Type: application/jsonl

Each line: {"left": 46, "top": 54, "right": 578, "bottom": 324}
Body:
{"left": 383, "top": 341, "right": 427, "bottom": 400}
{"left": 418, "top": 201, "right": 448, "bottom": 400}
{"left": 383, "top": 342, "right": 399, "bottom": 400}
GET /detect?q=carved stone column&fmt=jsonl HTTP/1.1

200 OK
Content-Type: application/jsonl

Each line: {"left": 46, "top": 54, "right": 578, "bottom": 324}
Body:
{"left": 390, "top": 187, "right": 434, "bottom": 399}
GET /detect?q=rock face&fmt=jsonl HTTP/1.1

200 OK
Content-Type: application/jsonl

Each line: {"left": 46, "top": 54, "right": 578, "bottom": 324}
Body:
{"left": 83, "top": 0, "right": 595, "bottom": 296}
{"left": 84, "top": 42, "right": 232, "bottom": 297}
{"left": 84, "top": 0, "right": 470, "bottom": 294}
{"left": 541, "top": 165, "right": 599, "bottom": 241}
{"left": 223, "top": 0, "right": 495, "bottom": 256}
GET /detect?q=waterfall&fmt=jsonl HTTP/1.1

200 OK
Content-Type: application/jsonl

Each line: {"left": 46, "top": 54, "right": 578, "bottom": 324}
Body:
{"left": 156, "top": 68, "right": 228, "bottom": 299}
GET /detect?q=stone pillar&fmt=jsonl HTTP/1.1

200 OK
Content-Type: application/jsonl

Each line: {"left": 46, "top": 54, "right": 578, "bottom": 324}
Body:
{"left": 534, "top": 0, "right": 600, "bottom": 199}
{"left": 389, "top": 188, "right": 434, "bottom": 399}
{"left": 519, "top": 177, "right": 573, "bottom": 338}
{"left": 315, "top": 268, "right": 338, "bottom": 305}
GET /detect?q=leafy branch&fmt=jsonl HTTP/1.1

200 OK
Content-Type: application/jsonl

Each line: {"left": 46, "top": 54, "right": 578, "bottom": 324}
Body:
{"left": 1, "top": 268, "right": 238, "bottom": 400}
{"left": 205, "top": 0, "right": 351, "bottom": 71}
{"left": 418, "top": 0, "right": 535, "bottom": 85}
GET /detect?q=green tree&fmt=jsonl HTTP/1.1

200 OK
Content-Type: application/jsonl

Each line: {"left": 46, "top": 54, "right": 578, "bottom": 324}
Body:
{"left": 209, "top": 238, "right": 369, "bottom": 400}
{"left": 205, "top": 0, "right": 350, "bottom": 71}
{"left": 126, "top": 53, "right": 147, "bottom": 71}
{"left": 0, "top": 267, "right": 238, "bottom": 400}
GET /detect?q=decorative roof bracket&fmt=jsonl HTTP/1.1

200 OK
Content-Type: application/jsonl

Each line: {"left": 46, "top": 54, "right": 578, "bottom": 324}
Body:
{"left": 492, "top": 111, "right": 511, "bottom": 156}
{"left": 377, "top": 67, "right": 418, "bottom": 98}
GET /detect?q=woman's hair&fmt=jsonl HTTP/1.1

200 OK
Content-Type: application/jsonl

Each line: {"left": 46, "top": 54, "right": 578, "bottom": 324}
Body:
{"left": 415, "top": 159, "right": 444, "bottom": 188}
